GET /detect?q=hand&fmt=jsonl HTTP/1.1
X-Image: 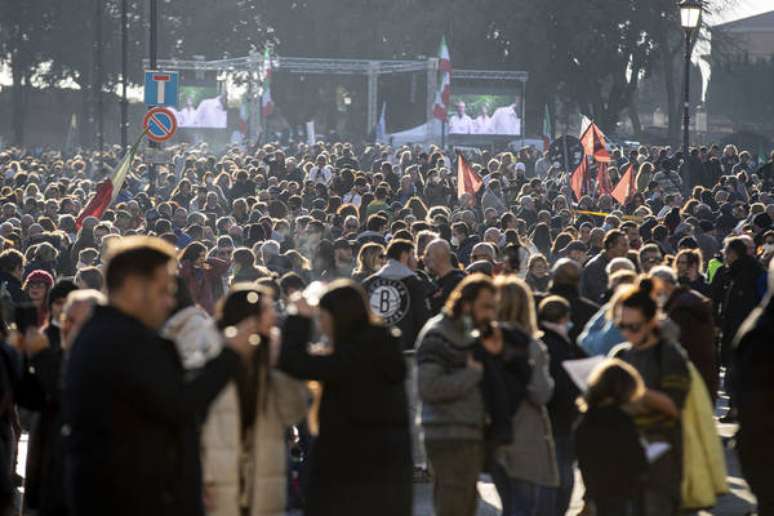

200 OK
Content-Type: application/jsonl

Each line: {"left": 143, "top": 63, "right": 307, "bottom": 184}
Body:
{"left": 480, "top": 323, "right": 503, "bottom": 355}
{"left": 287, "top": 293, "right": 315, "bottom": 318}
{"left": 467, "top": 353, "right": 483, "bottom": 371}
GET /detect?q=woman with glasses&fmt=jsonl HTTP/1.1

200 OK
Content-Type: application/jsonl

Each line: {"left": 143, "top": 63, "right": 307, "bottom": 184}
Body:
{"left": 351, "top": 242, "right": 386, "bottom": 283}
{"left": 610, "top": 277, "right": 690, "bottom": 516}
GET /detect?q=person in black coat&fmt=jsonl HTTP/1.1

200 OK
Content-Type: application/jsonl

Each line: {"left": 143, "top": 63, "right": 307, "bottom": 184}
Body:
{"left": 279, "top": 280, "right": 412, "bottom": 516}
{"left": 575, "top": 359, "right": 648, "bottom": 516}
{"left": 539, "top": 258, "right": 600, "bottom": 345}
{"left": 538, "top": 296, "right": 587, "bottom": 516}
{"left": 63, "top": 237, "right": 250, "bottom": 516}
{"left": 720, "top": 238, "right": 766, "bottom": 421}
{"left": 733, "top": 262, "right": 774, "bottom": 516}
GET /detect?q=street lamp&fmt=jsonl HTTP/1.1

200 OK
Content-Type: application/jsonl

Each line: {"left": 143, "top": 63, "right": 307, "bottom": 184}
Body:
{"left": 679, "top": 0, "right": 702, "bottom": 172}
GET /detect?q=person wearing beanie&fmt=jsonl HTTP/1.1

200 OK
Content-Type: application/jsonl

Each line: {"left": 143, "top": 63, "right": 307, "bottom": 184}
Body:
{"left": 23, "top": 269, "right": 55, "bottom": 328}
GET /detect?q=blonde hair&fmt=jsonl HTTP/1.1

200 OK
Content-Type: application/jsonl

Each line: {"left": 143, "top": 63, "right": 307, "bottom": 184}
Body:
{"left": 495, "top": 275, "right": 541, "bottom": 338}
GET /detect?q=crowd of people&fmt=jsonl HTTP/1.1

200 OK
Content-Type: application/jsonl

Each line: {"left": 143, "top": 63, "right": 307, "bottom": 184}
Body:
{"left": 0, "top": 137, "right": 772, "bottom": 516}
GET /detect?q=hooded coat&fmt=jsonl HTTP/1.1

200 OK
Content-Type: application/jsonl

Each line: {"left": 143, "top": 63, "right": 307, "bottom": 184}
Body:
{"left": 364, "top": 259, "right": 430, "bottom": 350}
{"left": 279, "top": 315, "right": 412, "bottom": 516}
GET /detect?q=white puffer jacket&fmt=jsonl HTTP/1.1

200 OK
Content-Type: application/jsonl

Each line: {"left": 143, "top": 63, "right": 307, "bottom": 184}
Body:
{"left": 163, "top": 307, "right": 309, "bottom": 516}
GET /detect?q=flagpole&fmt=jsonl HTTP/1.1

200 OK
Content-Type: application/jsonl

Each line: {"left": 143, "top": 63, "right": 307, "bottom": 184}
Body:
{"left": 441, "top": 120, "right": 446, "bottom": 150}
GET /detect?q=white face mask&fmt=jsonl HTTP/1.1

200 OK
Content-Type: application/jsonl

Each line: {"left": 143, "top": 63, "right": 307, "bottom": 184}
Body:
{"left": 764, "top": 243, "right": 774, "bottom": 254}
{"left": 451, "top": 236, "right": 460, "bottom": 247}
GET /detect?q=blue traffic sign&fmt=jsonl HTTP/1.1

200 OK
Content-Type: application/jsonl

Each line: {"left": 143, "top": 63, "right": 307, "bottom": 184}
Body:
{"left": 144, "top": 70, "right": 179, "bottom": 108}
{"left": 143, "top": 107, "right": 177, "bottom": 143}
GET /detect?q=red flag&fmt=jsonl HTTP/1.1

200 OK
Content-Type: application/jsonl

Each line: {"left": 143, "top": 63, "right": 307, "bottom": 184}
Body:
{"left": 457, "top": 152, "right": 483, "bottom": 201}
{"left": 596, "top": 162, "right": 613, "bottom": 196}
{"left": 75, "top": 180, "right": 114, "bottom": 229}
{"left": 570, "top": 157, "right": 588, "bottom": 201}
{"left": 611, "top": 164, "right": 637, "bottom": 205}
{"left": 580, "top": 122, "right": 611, "bottom": 163}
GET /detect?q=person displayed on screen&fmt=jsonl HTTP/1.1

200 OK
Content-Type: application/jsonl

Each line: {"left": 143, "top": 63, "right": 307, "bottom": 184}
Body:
{"left": 195, "top": 91, "right": 228, "bottom": 128}
{"left": 448, "top": 100, "right": 475, "bottom": 135}
{"left": 176, "top": 95, "right": 199, "bottom": 128}
{"left": 490, "top": 96, "right": 522, "bottom": 135}
{"left": 473, "top": 104, "right": 492, "bottom": 134}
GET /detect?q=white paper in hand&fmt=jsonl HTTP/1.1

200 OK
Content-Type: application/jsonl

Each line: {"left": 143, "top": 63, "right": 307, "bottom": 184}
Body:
{"left": 644, "top": 441, "right": 671, "bottom": 463}
{"left": 562, "top": 356, "right": 606, "bottom": 392}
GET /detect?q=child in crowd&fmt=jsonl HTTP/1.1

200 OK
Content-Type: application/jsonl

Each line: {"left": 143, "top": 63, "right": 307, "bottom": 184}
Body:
{"left": 575, "top": 359, "right": 648, "bottom": 516}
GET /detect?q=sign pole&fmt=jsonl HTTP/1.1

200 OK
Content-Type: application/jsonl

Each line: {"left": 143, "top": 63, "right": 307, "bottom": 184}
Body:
{"left": 148, "top": 0, "right": 159, "bottom": 196}
{"left": 120, "top": 0, "right": 128, "bottom": 154}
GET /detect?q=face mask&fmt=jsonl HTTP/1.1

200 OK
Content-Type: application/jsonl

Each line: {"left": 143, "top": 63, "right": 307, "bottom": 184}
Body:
{"left": 656, "top": 293, "right": 669, "bottom": 308}
{"left": 451, "top": 236, "right": 460, "bottom": 247}
{"left": 564, "top": 321, "right": 574, "bottom": 334}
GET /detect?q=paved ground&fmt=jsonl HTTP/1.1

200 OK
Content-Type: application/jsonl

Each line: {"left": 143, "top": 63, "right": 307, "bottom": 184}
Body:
{"left": 16, "top": 382, "right": 757, "bottom": 516}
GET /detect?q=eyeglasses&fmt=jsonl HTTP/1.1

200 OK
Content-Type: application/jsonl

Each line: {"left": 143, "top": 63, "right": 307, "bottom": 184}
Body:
{"left": 617, "top": 321, "right": 645, "bottom": 333}
{"left": 471, "top": 254, "right": 491, "bottom": 262}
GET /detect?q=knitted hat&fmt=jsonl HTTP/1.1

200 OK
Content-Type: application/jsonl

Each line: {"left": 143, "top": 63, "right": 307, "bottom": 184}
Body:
{"left": 24, "top": 269, "right": 54, "bottom": 289}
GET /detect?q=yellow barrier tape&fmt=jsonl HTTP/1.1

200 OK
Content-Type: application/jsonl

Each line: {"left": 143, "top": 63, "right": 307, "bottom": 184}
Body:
{"left": 575, "top": 209, "right": 643, "bottom": 222}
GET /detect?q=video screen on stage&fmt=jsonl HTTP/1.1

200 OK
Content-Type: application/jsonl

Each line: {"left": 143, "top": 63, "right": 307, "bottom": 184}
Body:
{"left": 170, "top": 85, "right": 227, "bottom": 129}
{"left": 448, "top": 87, "right": 523, "bottom": 137}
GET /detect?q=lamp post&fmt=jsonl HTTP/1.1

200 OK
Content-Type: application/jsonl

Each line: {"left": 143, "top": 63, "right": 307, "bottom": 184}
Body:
{"left": 679, "top": 0, "right": 702, "bottom": 162}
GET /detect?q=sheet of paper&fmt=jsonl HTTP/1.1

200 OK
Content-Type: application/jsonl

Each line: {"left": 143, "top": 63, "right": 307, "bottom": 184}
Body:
{"left": 561, "top": 356, "right": 606, "bottom": 392}
{"left": 644, "top": 441, "right": 671, "bottom": 463}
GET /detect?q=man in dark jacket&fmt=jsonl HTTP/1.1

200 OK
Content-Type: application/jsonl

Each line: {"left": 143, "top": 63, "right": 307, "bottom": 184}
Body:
{"left": 364, "top": 239, "right": 430, "bottom": 350}
{"left": 451, "top": 222, "right": 480, "bottom": 268}
{"left": 733, "top": 260, "right": 774, "bottom": 516}
{"left": 0, "top": 249, "right": 26, "bottom": 305}
{"left": 545, "top": 258, "right": 599, "bottom": 345}
{"left": 423, "top": 239, "right": 467, "bottom": 315}
{"left": 720, "top": 237, "right": 765, "bottom": 422}
{"left": 581, "top": 230, "right": 629, "bottom": 304}
{"left": 538, "top": 296, "right": 586, "bottom": 516}
{"left": 64, "top": 236, "right": 250, "bottom": 516}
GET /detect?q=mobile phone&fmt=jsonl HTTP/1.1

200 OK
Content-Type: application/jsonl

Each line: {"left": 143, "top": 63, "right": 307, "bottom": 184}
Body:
{"left": 15, "top": 304, "right": 38, "bottom": 334}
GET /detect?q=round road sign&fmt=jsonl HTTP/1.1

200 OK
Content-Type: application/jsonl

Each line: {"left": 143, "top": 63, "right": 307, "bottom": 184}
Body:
{"left": 143, "top": 106, "right": 177, "bottom": 143}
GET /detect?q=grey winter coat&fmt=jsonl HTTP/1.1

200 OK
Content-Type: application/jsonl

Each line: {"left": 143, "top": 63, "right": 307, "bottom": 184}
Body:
{"left": 416, "top": 314, "right": 485, "bottom": 441}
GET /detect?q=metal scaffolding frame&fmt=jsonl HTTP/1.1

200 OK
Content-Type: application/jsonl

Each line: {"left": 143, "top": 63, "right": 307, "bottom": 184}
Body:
{"left": 144, "top": 55, "right": 529, "bottom": 139}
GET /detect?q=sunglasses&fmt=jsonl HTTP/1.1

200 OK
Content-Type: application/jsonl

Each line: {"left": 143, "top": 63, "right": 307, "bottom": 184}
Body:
{"left": 471, "top": 254, "right": 491, "bottom": 262}
{"left": 617, "top": 321, "right": 645, "bottom": 333}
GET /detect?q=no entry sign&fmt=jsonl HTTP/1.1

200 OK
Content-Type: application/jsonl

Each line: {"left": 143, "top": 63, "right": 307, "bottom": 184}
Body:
{"left": 143, "top": 106, "right": 177, "bottom": 143}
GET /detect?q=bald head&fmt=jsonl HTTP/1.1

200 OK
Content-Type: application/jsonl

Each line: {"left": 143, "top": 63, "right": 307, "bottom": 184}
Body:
{"left": 424, "top": 239, "right": 452, "bottom": 277}
{"left": 551, "top": 258, "right": 582, "bottom": 287}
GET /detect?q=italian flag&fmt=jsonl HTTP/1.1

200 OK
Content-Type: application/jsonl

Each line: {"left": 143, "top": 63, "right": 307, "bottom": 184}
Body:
{"left": 75, "top": 131, "right": 143, "bottom": 229}
{"left": 261, "top": 47, "right": 274, "bottom": 118}
{"left": 543, "top": 104, "right": 552, "bottom": 150}
{"left": 433, "top": 36, "right": 451, "bottom": 121}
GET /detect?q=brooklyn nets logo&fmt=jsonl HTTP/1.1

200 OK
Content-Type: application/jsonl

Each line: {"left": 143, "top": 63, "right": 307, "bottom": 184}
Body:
{"left": 366, "top": 277, "right": 410, "bottom": 326}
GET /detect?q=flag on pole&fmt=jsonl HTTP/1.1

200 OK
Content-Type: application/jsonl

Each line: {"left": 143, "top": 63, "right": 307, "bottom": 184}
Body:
{"left": 580, "top": 121, "right": 611, "bottom": 163}
{"left": 611, "top": 163, "right": 637, "bottom": 205}
{"left": 570, "top": 157, "right": 588, "bottom": 201}
{"left": 433, "top": 36, "right": 451, "bottom": 121}
{"left": 261, "top": 47, "right": 274, "bottom": 118}
{"left": 457, "top": 152, "right": 483, "bottom": 201}
{"left": 596, "top": 162, "right": 613, "bottom": 196}
{"left": 75, "top": 130, "right": 144, "bottom": 229}
{"left": 580, "top": 115, "right": 592, "bottom": 138}
{"left": 543, "top": 104, "right": 552, "bottom": 151}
